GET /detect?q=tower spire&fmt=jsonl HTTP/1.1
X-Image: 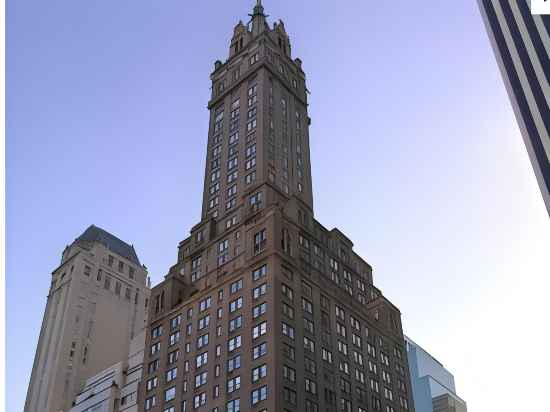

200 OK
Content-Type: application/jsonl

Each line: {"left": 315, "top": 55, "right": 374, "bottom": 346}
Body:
{"left": 249, "top": 0, "right": 268, "bottom": 35}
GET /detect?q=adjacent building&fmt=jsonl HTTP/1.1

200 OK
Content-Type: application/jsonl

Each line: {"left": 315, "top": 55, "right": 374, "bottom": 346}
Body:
{"left": 24, "top": 225, "right": 150, "bottom": 412}
{"left": 405, "top": 337, "right": 467, "bottom": 412}
{"left": 478, "top": 0, "right": 550, "bottom": 215}
{"left": 69, "top": 330, "right": 146, "bottom": 412}
{"left": 140, "top": 2, "right": 415, "bottom": 412}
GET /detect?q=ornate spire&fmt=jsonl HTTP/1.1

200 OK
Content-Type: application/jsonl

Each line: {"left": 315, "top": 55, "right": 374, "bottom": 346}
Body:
{"left": 249, "top": 0, "right": 268, "bottom": 36}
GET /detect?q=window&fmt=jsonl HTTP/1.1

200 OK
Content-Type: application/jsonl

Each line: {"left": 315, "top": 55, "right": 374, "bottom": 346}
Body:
{"left": 303, "top": 317, "right": 314, "bottom": 334}
{"left": 196, "top": 333, "right": 209, "bottom": 349}
{"left": 150, "top": 342, "right": 161, "bottom": 356}
{"left": 228, "top": 354, "right": 241, "bottom": 372}
{"left": 302, "top": 298, "right": 313, "bottom": 314}
{"left": 252, "top": 264, "right": 267, "bottom": 281}
{"left": 84, "top": 265, "right": 91, "bottom": 276}
{"left": 282, "top": 303, "right": 294, "bottom": 319}
{"left": 283, "top": 387, "right": 297, "bottom": 405}
{"left": 252, "top": 321, "right": 267, "bottom": 339}
{"left": 304, "top": 336, "right": 315, "bottom": 353}
{"left": 251, "top": 385, "right": 267, "bottom": 405}
{"left": 281, "top": 283, "right": 294, "bottom": 300}
{"left": 253, "top": 229, "right": 266, "bottom": 254}
{"left": 322, "top": 348, "right": 333, "bottom": 364}
{"left": 249, "top": 53, "right": 259, "bottom": 66}
{"left": 193, "top": 392, "right": 206, "bottom": 409}
{"left": 164, "top": 386, "right": 176, "bottom": 402}
{"left": 246, "top": 155, "right": 256, "bottom": 169}
{"left": 152, "top": 325, "right": 163, "bottom": 339}
{"left": 305, "top": 378, "right": 317, "bottom": 395}
{"left": 165, "top": 367, "right": 177, "bottom": 383}
{"left": 253, "top": 342, "right": 267, "bottom": 359}
{"left": 169, "top": 331, "right": 180, "bottom": 346}
{"left": 230, "top": 278, "right": 243, "bottom": 294}
{"left": 227, "top": 376, "right": 241, "bottom": 393}
{"left": 227, "top": 399, "right": 240, "bottom": 412}
{"left": 146, "top": 376, "right": 158, "bottom": 391}
{"left": 249, "top": 191, "right": 263, "bottom": 209}
{"left": 282, "top": 322, "right": 295, "bottom": 339}
{"left": 228, "top": 335, "right": 242, "bottom": 352}
{"left": 252, "top": 364, "right": 267, "bottom": 382}
{"left": 305, "top": 357, "right": 317, "bottom": 375}
{"left": 218, "top": 239, "right": 229, "bottom": 266}
{"left": 195, "top": 371, "right": 208, "bottom": 388}
{"left": 168, "top": 349, "right": 179, "bottom": 365}
{"left": 283, "top": 342, "right": 295, "bottom": 360}
{"left": 229, "top": 297, "right": 243, "bottom": 312}
{"left": 338, "top": 341, "right": 348, "bottom": 356}
{"left": 196, "top": 352, "right": 208, "bottom": 368}
{"left": 229, "top": 315, "right": 242, "bottom": 332}
{"left": 283, "top": 365, "right": 296, "bottom": 383}
{"left": 253, "top": 302, "right": 267, "bottom": 319}
{"left": 191, "top": 256, "right": 202, "bottom": 282}
{"left": 245, "top": 171, "right": 256, "bottom": 185}
{"left": 306, "top": 400, "right": 319, "bottom": 412}
{"left": 252, "top": 283, "right": 267, "bottom": 299}
{"left": 198, "top": 315, "right": 210, "bottom": 330}
{"left": 335, "top": 305, "right": 345, "bottom": 320}
{"left": 108, "top": 255, "right": 114, "bottom": 267}
{"left": 144, "top": 395, "right": 156, "bottom": 411}
{"left": 199, "top": 296, "right": 211, "bottom": 312}
{"left": 148, "top": 359, "right": 160, "bottom": 374}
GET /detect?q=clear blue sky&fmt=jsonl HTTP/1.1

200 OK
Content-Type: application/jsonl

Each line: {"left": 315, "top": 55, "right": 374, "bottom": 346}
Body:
{"left": 7, "top": 1, "right": 549, "bottom": 411}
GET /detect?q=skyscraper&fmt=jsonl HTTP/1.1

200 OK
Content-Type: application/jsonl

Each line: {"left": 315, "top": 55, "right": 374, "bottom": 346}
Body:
{"left": 141, "top": 2, "right": 415, "bottom": 412}
{"left": 24, "top": 225, "right": 150, "bottom": 412}
{"left": 405, "top": 337, "right": 467, "bottom": 412}
{"left": 478, "top": 0, "right": 550, "bottom": 216}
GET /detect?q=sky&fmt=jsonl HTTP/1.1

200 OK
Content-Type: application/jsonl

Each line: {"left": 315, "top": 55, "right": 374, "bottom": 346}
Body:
{"left": 6, "top": 1, "right": 550, "bottom": 411}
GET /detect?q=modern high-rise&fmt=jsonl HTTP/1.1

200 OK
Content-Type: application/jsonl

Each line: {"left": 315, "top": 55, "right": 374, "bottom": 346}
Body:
{"left": 478, "top": 0, "right": 550, "bottom": 216}
{"left": 405, "top": 337, "right": 467, "bottom": 412}
{"left": 24, "top": 225, "right": 150, "bottom": 412}
{"left": 141, "top": 3, "right": 415, "bottom": 412}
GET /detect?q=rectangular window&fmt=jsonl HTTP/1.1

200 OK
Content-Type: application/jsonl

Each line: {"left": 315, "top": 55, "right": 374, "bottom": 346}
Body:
{"left": 164, "top": 386, "right": 176, "bottom": 402}
{"left": 252, "top": 264, "right": 267, "bottom": 281}
{"left": 229, "top": 297, "right": 243, "bottom": 313}
{"left": 227, "top": 399, "right": 240, "bottom": 412}
{"left": 193, "top": 392, "right": 207, "bottom": 409}
{"left": 252, "top": 283, "right": 267, "bottom": 299}
{"left": 252, "top": 364, "right": 267, "bottom": 382}
{"left": 199, "top": 296, "right": 211, "bottom": 312}
{"left": 283, "top": 365, "right": 296, "bottom": 383}
{"left": 253, "top": 342, "right": 267, "bottom": 359}
{"left": 195, "top": 352, "right": 208, "bottom": 369}
{"left": 230, "top": 278, "right": 243, "bottom": 294}
{"left": 281, "top": 284, "right": 294, "bottom": 300}
{"left": 252, "top": 321, "right": 267, "bottom": 339}
{"left": 282, "top": 322, "right": 295, "bottom": 339}
{"left": 228, "top": 354, "right": 241, "bottom": 372}
{"left": 251, "top": 385, "right": 267, "bottom": 405}
{"left": 252, "top": 302, "right": 267, "bottom": 319}
{"left": 229, "top": 315, "right": 243, "bottom": 332}
{"left": 196, "top": 333, "right": 209, "bottom": 349}
{"left": 228, "top": 335, "right": 242, "bottom": 352}
{"left": 227, "top": 376, "right": 241, "bottom": 393}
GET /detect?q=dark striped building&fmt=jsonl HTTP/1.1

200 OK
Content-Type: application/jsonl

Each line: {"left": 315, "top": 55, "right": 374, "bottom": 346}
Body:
{"left": 478, "top": 0, "right": 550, "bottom": 216}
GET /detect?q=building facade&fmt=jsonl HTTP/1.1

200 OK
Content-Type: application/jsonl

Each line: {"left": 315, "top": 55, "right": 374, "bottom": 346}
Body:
{"left": 24, "top": 225, "right": 150, "bottom": 412}
{"left": 70, "top": 330, "right": 147, "bottom": 412}
{"left": 140, "top": 3, "right": 415, "bottom": 412}
{"left": 478, "top": 0, "right": 550, "bottom": 216}
{"left": 405, "top": 337, "right": 466, "bottom": 412}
